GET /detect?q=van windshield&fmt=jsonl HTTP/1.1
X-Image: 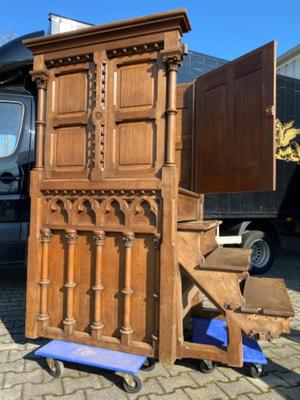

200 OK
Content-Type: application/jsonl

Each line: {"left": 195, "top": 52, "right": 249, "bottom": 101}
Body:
{"left": 0, "top": 101, "right": 24, "bottom": 158}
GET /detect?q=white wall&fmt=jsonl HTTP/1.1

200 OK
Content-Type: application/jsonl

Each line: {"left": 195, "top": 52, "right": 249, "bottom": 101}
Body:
{"left": 277, "top": 55, "right": 300, "bottom": 80}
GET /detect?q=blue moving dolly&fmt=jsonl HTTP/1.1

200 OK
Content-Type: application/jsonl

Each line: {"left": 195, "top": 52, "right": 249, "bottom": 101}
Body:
{"left": 35, "top": 340, "right": 156, "bottom": 394}
{"left": 192, "top": 317, "right": 267, "bottom": 377}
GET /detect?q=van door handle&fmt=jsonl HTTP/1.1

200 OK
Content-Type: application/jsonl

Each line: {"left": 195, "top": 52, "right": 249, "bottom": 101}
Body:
{"left": 0, "top": 172, "right": 21, "bottom": 184}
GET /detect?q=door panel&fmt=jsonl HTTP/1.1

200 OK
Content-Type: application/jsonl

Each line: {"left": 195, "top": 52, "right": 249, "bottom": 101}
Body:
{"left": 194, "top": 41, "right": 276, "bottom": 194}
{"left": 0, "top": 95, "right": 32, "bottom": 262}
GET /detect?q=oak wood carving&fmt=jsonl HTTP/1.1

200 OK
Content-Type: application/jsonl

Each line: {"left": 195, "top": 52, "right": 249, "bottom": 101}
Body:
{"left": 24, "top": 9, "right": 293, "bottom": 368}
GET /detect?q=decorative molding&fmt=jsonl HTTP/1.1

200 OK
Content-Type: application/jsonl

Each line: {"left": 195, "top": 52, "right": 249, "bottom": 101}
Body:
{"left": 40, "top": 228, "right": 52, "bottom": 243}
{"left": 161, "top": 50, "right": 183, "bottom": 72}
{"left": 30, "top": 70, "right": 49, "bottom": 90}
{"left": 45, "top": 193, "right": 160, "bottom": 230}
{"left": 107, "top": 41, "right": 164, "bottom": 59}
{"left": 123, "top": 232, "right": 135, "bottom": 247}
{"left": 100, "top": 124, "right": 105, "bottom": 171}
{"left": 42, "top": 189, "right": 159, "bottom": 197}
{"left": 45, "top": 53, "right": 93, "bottom": 68}
{"left": 93, "top": 230, "right": 106, "bottom": 245}
{"left": 100, "top": 61, "right": 107, "bottom": 109}
{"left": 65, "top": 230, "right": 78, "bottom": 244}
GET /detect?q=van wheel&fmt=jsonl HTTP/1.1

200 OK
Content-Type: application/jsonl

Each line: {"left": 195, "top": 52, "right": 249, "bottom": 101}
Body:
{"left": 241, "top": 230, "right": 274, "bottom": 275}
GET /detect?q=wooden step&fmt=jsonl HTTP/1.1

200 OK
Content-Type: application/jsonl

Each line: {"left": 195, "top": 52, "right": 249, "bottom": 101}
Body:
{"left": 178, "top": 220, "right": 221, "bottom": 232}
{"left": 199, "top": 247, "right": 251, "bottom": 272}
{"left": 241, "top": 277, "right": 294, "bottom": 318}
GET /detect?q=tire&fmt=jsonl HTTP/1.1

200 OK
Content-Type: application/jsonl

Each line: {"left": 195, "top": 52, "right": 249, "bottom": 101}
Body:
{"left": 198, "top": 360, "right": 217, "bottom": 374}
{"left": 241, "top": 230, "right": 275, "bottom": 274}
{"left": 141, "top": 358, "right": 156, "bottom": 372}
{"left": 122, "top": 375, "right": 142, "bottom": 394}
{"left": 46, "top": 358, "right": 64, "bottom": 378}
{"left": 248, "top": 363, "right": 265, "bottom": 378}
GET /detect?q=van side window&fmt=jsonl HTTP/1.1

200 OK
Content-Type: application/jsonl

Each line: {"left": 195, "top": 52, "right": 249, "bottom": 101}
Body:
{"left": 0, "top": 102, "right": 24, "bottom": 158}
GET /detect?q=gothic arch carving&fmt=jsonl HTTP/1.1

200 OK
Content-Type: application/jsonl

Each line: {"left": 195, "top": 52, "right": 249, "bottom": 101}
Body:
{"left": 72, "top": 196, "right": 99, "bottom": 225}
{"left": 47, "top": 196, "right": 72, "bottom": 225}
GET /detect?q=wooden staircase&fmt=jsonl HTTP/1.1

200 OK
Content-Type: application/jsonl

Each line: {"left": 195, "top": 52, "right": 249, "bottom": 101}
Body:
{"left": 177, "top": 220, "right": 294, "bottom": 366}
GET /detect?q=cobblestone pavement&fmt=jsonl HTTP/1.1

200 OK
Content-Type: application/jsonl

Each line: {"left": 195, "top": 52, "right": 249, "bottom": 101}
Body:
{"left": 0, "top": 236, "right": 299, "bottom": 400}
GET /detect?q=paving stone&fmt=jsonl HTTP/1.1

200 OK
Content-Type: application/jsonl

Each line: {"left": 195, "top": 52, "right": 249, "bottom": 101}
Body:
{"left": 0, "top": 360, "right": 25, "bottom": 375}
{"left": 23, "top": 379, "right": 64, "bottom": 400}
{"left": 8, "top": 349, "right": 31, "bottom": 362}
{"left": 266, "top": 345, "right": 300, "bottom": 359}
{"left": 185, "top": 383, "right": 229, "bottom": 400}
{"left": 149, "top": 388, "right": 190, "bottom": 400}
{"left": 46, "top": 389, "right": 86, "bottom": 400}
{"left": 188, "top": 369, "right": 229, "bottom": 386}
{"left": 217, "top": 366, "right": 244, "bottom": 381}
{"left": 0, "top": 350, "right": 10, "bottom": 362}
{"left": 276, "top": 385, "right": 300, "bottom": 400}
{"left": 217, "top": 377, "right": 262, "bottom": 398}
{"left": 246, "top": 372, "right": 290, "bottom": 392}
{"left": 0, "top": 384, "right": 23, "bottom": 400}
{"left": 4, "top": 369, "right": 42, "bottom": 388}
{"left": 248, "top": 391, "right": 286, "bottom": 400}
{"left": 275, "top": 369, "right": 300, "bottom": 386}
{"left": 157, "top": 372, "right": 198, "bottom": 392}
{"left": 164, "top": 361, "right": 195, "bottom": 376}
{"left": 140, "top": 362, "right": 169, "bottom": 379}
{"left": 85, "top": 386, "right": 127, "bottom": 400}
{"left": 63, "top": 374, "right": 102, "bottom": 393}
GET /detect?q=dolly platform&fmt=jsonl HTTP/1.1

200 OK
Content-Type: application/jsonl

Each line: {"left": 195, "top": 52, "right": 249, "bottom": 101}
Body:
{"left": 192, "top": 317, "right": 267, "bottom": 377}
{"left": 35, "top": 340, "right": 155, "bottom": 394}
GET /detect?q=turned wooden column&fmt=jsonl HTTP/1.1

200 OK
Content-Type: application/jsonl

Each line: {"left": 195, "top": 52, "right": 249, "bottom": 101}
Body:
{"left": 163, "top": 55, "right": 181, "bottom": 165}
{"left": 152, "top": 233, "right": 161, "bottom": 351}
{"left": 63, "top": 230, "right": 78, "bottom": 335}
{"left": 38, "top": 228, "right": 52, "bottom": 331}
{"left": 120, "top": 232, "right": 135, "bottom": 345}
{"left": 30, "top": 71, "right": 48, "bottom": 170}
{"left": 91, "top": 230, "right": 105, "bottom": 339}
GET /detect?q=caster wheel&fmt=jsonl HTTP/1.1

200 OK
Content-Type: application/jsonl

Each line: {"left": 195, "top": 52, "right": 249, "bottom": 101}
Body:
{"left": 141, "top": 358, "right": 156, "bottom": 372}
{"left": 248, "top": 363, "right": 264, "bottom": 378}
{"left": 199, "top": 359, "right": 217, "bottom": 374}
{"left": 122, "top": 374, "right": 142, "bottom": 394}
{"left": 46, "top": 358, "right": 64, "bottom": 378}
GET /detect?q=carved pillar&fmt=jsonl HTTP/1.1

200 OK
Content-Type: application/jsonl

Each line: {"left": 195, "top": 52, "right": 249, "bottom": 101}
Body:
{"left": 152, "top": 233, "right": 161, "bottom": 351}
{"left": 31, "top": 71, "right": 48, "bottom": 170}
{"left": 38, "top": 228, "right": 52, "bottom": 331}
{"left": 120, "top": 232, "right": 135, "bottom": 345}
{"left": 91, "top": 230, "right": 105, "bottom": 339}
{"left": 63, "top": 230, "right": 78, "bottom": 335}
{"left": 162, "top": 55, "right": 181, "bottom": 165}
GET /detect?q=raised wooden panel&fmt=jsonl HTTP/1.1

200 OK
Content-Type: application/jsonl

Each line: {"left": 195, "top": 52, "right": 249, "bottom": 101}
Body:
{"left": 101, "top": 233, "right": 124, "bottom": 338}
{"left": 194, "top": 41, "right": 276, "bottom": 194}
{"left": 118, "top": 122, "right": 153, "bottom": 167}
{"left": 56, "top": 127, "right": 86, "bottom": 167}
{"left": 176, "top": 84, "right": 194, "bottom": 189}
{"left": 47, "top": 231, "right": 66, "bottom": 329}
{"left": 57, "top": 72, "right": 88, "bottom": 114}
{"left": 119, "top": 62, "right": 155, "bottom": 109}
{"left": 131, "top": 235, "right": 156, "bottom": 344}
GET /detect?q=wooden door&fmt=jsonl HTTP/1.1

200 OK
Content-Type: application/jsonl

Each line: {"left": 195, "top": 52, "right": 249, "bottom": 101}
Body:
{"left": 194, "top": 41, "right": 276, "bottom": 194}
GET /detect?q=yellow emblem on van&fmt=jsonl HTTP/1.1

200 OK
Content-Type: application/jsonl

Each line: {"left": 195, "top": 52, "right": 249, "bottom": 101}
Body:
{"left": 276, "top": 119, "right": 300, "bottom": 163}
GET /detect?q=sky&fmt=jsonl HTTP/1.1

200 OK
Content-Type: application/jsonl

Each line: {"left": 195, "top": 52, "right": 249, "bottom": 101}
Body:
{"left": 0, "top": 0, "right": 299, "bottom": 60}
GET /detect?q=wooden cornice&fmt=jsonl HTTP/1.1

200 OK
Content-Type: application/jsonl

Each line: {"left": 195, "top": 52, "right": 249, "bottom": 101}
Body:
{"left": 23, "top": 9, "right": 191, "bottom": 55}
